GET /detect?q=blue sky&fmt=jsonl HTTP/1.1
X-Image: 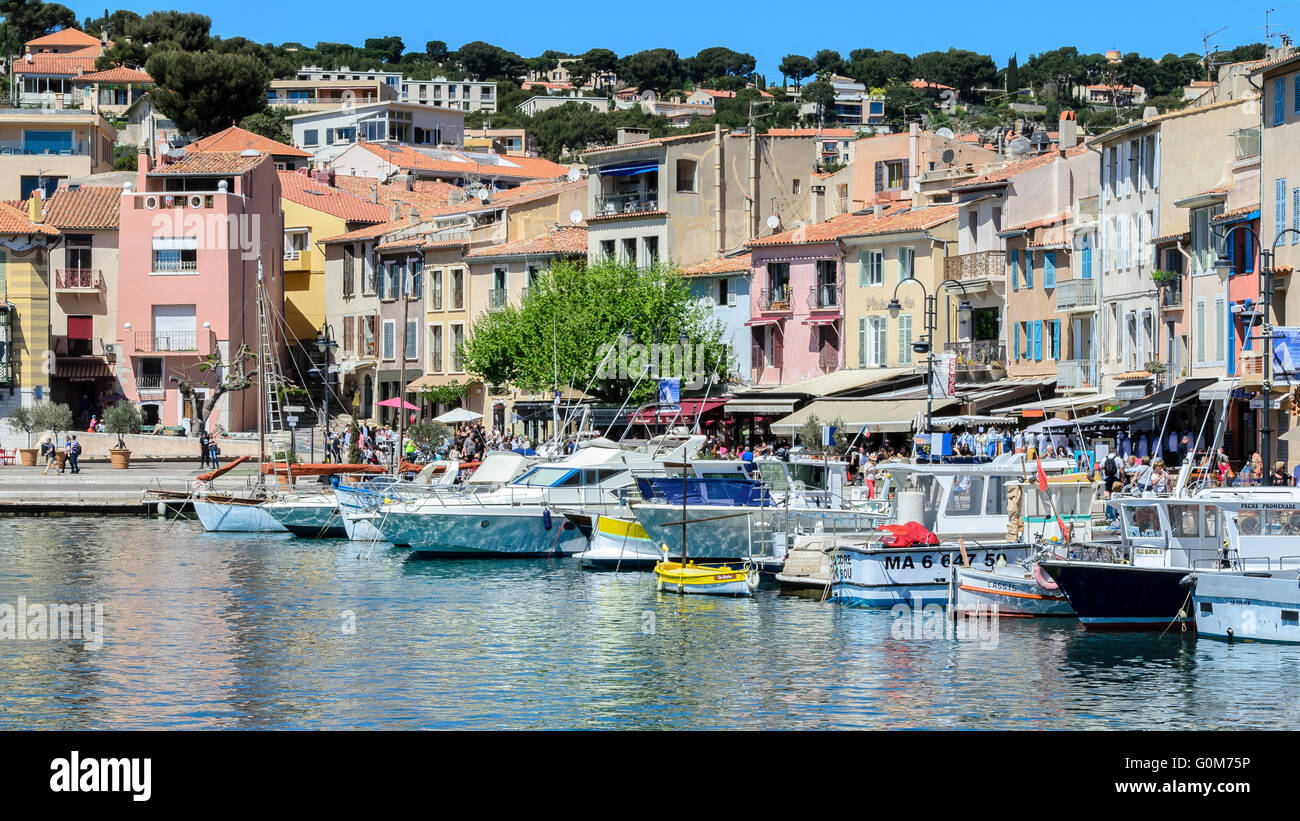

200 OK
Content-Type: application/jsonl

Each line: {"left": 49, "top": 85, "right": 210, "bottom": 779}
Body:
{"left": 77, "top": 1, "right": 1291, "bottom": 79}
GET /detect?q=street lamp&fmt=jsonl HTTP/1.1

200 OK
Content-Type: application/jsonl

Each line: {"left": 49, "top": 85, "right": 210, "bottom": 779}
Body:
{"left": 1213, "top": 224, "right": 1300, "bottom": 485}
{"left": 314, "top": 323, "right": 337, "bottom": 462}
{"left": 886, "top": 277, "right": 973, "bottom": 455}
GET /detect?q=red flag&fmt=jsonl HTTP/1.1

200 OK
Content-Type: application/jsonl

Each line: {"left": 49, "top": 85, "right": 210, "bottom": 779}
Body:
{"left": 1036, "top": 456, "right": 1048, "bottom": 492}
{"left": 1056, "top": 514, "right": 1071, "bottom": 543}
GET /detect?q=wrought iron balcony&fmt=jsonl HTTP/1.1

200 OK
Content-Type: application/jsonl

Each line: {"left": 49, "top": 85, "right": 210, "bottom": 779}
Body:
{"left": 1054, "top": 277, "right": 1097, "bottom": 313}
{"left": 54, "top": 268, "right": 105, "bottom": 293}
{"left": 944, "top": 340, "right": 1005, "bottom": 370}
{"left": 134, "top": 331, "right": 197, "bottom": 353}
{"left": 595, "top": 191, "right": 661, "bottom": 217}
{"left": 759, "top": 287, "right": 792, "bottom": 312}
{"left": 1159, "top": 282, "right": 1184, "bottom": 311}
{"left": 808, "top": 283, "right": 840, "bottom": 311}
{"left": 53, "top": 336, "right": 115, "bottom": 362}
{"left": 944, "top": 250, "right": 1005, "bottom": 283}
{"left": 488, "top": 288, "right": 508, "bottom": 309}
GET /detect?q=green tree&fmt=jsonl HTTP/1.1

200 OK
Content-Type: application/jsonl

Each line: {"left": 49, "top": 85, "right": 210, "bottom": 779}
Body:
{"left": 798, "top": 414, "right": 824, "bottom": 453}
{"left": 846, "top": 49, "right": 912, "bottom": 89}
{"left": 113, "top": 144, "right": 137, "bottom": 171}
{"left": 801, "top": 78, "right": 835, "bottom": 124}
{"left": 102, "top": 400, "right": 142, "bottom": 449}
{"left": 456, "top": 40, "right": 525, "bottom": 80}
{"left": 1004, "top": 53, "right": 1020, "bottom": 92}
{"left": 240, "top": 108, "right": 301, "bottom": 143}
{"left": 0, "top": 0, "right": 77, "bottom": 44}
{"left": 779, "top": 53, "right": 816, "bottom": 89}
{"left": 81, "top": 9, "right": 140, "bottom": 39}
{"left": 425, "top": 40, "right": 449, "bottom": 61}
{"left": 581, "top": 47, "right": 619, "bottom": 87}
{"left": 687, "top": 46, "right": 755, "bottom": 85}
{"left": 813, "top": 48, "right": 844, "bottom": 76}
{"left": 363, "top": 35, "right": 404, "bottom": 64}
{"left": 128, "top": 10, "right": 212, "bottom": 52}
{"left": 883, "top": 79, "right": 929, "bottom": 130}
{"left": 347, "top": 421, "right": 361, "bottom": 464}
{"left": 32, "top": 401, "right": 74, "bottom": 439}
{"left": 459, "top": 258, "right": 729, "bottom": 403}
{"left": 5, "top": 405, "right": 37, "bottom": 448}
{"left": 912, "top": 48, "right": 997, "bottom": 96}
{"left": 146, "top": 50, "right": 271, "bottom": 136}
{"left": 406, "top": 420, "right": 451, "bottom": 451}
{"left": 618, "top": 48, "right": 685, "bottom": 93}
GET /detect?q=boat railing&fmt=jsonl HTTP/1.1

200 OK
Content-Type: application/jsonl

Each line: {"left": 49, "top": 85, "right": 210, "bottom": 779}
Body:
{"left": 1226, "top": 555, "right": 1300, "bottom": 572}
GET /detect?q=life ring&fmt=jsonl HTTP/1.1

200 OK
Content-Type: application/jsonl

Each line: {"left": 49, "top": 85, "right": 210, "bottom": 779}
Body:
{"left": 1032, "top": 563, "right": 1059, "bottom": 591}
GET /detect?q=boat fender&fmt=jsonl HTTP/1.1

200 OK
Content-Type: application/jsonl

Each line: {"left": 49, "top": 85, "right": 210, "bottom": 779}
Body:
{"left": 543, "top": 509, "right": 553, "bottom": 530}
{"left": 1032, "top": 563, "right": 1059, "bottom": 591}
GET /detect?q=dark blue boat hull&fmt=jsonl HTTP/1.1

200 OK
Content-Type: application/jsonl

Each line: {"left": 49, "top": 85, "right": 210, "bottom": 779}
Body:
{"left": 1040, "top": 561, "right": 1194, "bottom": 631}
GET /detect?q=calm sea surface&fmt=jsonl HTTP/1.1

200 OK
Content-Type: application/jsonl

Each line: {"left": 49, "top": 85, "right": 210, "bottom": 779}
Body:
{"left": 1, "top": 516, "right": 1297, "bottom": 730}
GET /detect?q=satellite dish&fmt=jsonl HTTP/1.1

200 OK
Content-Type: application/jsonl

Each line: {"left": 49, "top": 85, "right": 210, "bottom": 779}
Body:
{"left": 569, "top": 209, "right": 583, "bottom": 225}
{"left": 935, "top": 127, "right": 955, "bottom": 140}
{"left": 766, "top": 215, "right": 781, "bottom": 230}
{"left": 476, "top": 188, "right": 491, "bottom": 201}
{"left": 941, "top": 148, "right": 955, "bottom": 165}
{"left": 1008, "top": 136, "right": 1032, "bottom": 156}
{"left": 566, "top": 167, "right": 581, "bottom": 183}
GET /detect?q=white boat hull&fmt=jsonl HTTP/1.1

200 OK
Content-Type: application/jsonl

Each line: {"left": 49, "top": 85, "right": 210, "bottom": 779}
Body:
{"left": 193, "top": 500, "right": 287, "bottom": 533}
{"left": 381, "top": 505, "right": 589, "bottom": 556}
{"left": 262, "top": 497, "right": 345, "bottom": 538}
{"left": 830, "top": 541, "right": 1033, "bottom": 607}
{"left": 577, "top": 515, "right": 661, "bottom": 568}
{"left": 1191, "top": 572, "right": 1300, "bottom": 643}
{"left": 341, "top": 510, "right": 390, "bottom": 543}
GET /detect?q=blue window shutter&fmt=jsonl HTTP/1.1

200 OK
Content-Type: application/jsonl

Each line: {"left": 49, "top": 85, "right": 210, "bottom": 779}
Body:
{"left": 1044, "top": 252, "right": 1056, "bottom": 287}
{"left": 1246, "top": 231, "right": 1254, "bottom": 272}
{"left": 1026, "top": 251, "right": 1034, "bottom": 287}
{"left": 1295, "top": 75, "right": 1300, "bottom": 114}
{"left": 1052, "top": 319, "right": 1061, "bottom": 359}
{"left": 1276, "top": 78, "right": 1286, "bottom": 125}
{"left": 1082, "top": 245, "right": 1092, "bottom": 278}
{"left": 1014, "top": 323, "right": 1020, "bottom": 360}
{"left": 1278, "top": 178, "right": 1287, "bottom": 229}
{"left": 1033, "top": 320, "right": 1042, "bottom": 361}
{"left": 1294, "top": 189, "right": 1300, "bottom": 242}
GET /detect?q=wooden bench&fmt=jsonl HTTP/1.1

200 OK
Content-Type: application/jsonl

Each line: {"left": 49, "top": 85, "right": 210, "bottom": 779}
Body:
{"left": 162, "top": 426, "right": 186, "bottom": 436}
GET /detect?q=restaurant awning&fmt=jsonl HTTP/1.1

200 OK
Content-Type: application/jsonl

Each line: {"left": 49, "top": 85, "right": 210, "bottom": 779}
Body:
{"left": 1198, "top": 379, "right": 1239, "bottom": 401}
{"left": 724, "top": 397, "right": 799, "bottom": 415}
{"left": 800, "top": 316, "right": 840, "bottom": 325}
{"left": 992, "top": 393, "right": 1114, "bottom": 417}
{"left": 53, "top": 360, "right": 114, "bottom": 381}
{"left": 632, "top": 398, "right": 728, "bottom": 422}
{"left": 769, "top": 398, "right": 957, "bottom": 434}
{"left": 1095, "top": 378, "right": 1214, "bottom": 424}
{"left": 598, "top": 162, "right": 658, "bottom": 177}
{"left": 743, "top": 316, "right": 784, "bottom": 327}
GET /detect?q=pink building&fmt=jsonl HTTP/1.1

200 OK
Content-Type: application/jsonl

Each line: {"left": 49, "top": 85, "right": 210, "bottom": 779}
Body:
{"left": 116, "top": 148, "right": 284, "bottom": 432}
{"left": 746, "top": 213, "right": 872, "bottom": 385}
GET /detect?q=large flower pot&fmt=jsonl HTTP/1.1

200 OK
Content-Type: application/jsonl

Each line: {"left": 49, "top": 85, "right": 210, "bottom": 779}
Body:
{"left": 109, "top": 448, "right": 131, "bottom": 469}
{"left": 54, "top": 451, "right": 67, "bottom": 470}
{"left": 18, "top": 448, "right": 37, "bottom": 466}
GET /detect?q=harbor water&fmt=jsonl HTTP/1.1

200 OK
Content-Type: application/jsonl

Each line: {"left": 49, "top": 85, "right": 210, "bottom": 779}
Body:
{"left": 2, "top": 516, "right": 1299, "bottom": 730}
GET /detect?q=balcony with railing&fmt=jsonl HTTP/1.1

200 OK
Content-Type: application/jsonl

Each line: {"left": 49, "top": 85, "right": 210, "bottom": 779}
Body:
{"left": 133, "top": 330, "right": 211, "bottom": 355}
{"left": 488, "top": 288, "right": 508, "bottom": 309}
{"left": 54, "top": 268, "right": 106, "bottom": 294}
{"left": 594, "top": 191, "right": 661, "bottom": 217}
{"left": 1159, "top": 281, "right": 1184, "bottom": 312}
{"left": 1057, "top": 359, "right": 1100, "bottom": 391}
{"left": 283, "top": 248, "right": 317, "bottom": 273}
{"left": 944, "top": 250, "right": 1005, "bottom": 284}
{"left": 53, "top": 335, "right": 115, "bottom": 362}
{"left": 808, "top": 283, "right": 840, "bottom": 311}
{"left": 0, "top": 139, "right": 91, "bottom": 156}
{"left": 944, "top": 340, "right": 1006, "bottom": 371}
{"left": 1054, "top": 277, "right": 1097, "bottom": 313}
{"left": 759, "top": 286, "right": 792, "bottom": 312}
{"left": 1235, "top": 127, "right": 1261, "bottom": 161}
{"left": 135, "top": 372, "right": 164, "bottom": 390}
{"left": 450, "top": 287, "right": 465, "bottom": 311}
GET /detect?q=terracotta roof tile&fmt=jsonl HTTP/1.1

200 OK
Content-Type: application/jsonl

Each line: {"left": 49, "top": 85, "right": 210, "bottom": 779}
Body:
{"left": 0, "top": 201, "right": 60, "bottom": 235}
{"left": 582, "top": 132, "right": 713, "bottom": 156}
{"left": 465, "top": 227, "right": 587, "bottom": 258}
{"left": 189, "top": 125, "right": 309, "bottom": 158}
{"left": 1002, "top": 211, "right": 1071, "bottom": 234}
{"left": 746, "top": 204, "right": 955, "bottom": 247}
{"left": 331, "top": 174, "right": 462, "bottom": 213}
{"left": 278, "top": 170, "right": 390, "bottom": 223}
{"left": 1212, "top": 204, "right": 1261, "bottom": 223}
{"left": 353, "top": 143, "right": 567, "bottom": 181}
{"left": 1152, "top": 231, "right": 1191, "bottom": 244}
{"left": 26, "top": 28, "right": 102, "bottom": 48}
{"left": 72, "top": 66, "right": 153, "bottom": 84}
{"left": 13, "top": 50, "right": 98, "bottom": 76}
{"left": 150, "top": 151, "right": 269, "bottom": 175}
{"left": 951, "top": 146, "right": 1088, "bottom": 190}
{"left": 321, "top": 218, "right": 413, "bottom": 244}
{"left": 680, "top": 252, "right": 752, "bottom": 277}
{"left": 43, "top": 185, "right": 119, "bottom": 229}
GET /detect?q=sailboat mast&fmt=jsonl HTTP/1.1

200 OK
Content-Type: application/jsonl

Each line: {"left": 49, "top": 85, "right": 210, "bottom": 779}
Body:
{"left": 256, "top": 254, "right": 265, "bottom": 483}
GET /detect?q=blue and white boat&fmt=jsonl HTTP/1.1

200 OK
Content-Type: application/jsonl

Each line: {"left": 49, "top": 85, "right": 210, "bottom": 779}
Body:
{"left": 1185, "top": 570, "right": 1300, "bottom": 643}
{"left": 193, "top": 495, "right": 287, "bottom": 533}
{"left": 827, "top": 456, "right": 1091, "bottom": 608}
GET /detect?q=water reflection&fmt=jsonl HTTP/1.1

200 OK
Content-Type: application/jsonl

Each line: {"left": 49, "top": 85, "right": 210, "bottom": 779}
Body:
{"left": 1, "top": 517, "right": 1299, "bottom": 729}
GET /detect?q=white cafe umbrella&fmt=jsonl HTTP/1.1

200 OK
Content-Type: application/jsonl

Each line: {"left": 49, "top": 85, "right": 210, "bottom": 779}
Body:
{"left": 435, "top": 408, "right": 483, "bottom": 423}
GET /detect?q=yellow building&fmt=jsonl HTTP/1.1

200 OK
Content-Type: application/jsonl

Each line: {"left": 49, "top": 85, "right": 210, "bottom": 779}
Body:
{"left": 0, "top": 195, "right": 61, "bottom": 413}
{"left": 842, "top": 205, "right": 958, "bottom": 370}
{"left": 279, "top": 170, "right": 390, "bottom": 343}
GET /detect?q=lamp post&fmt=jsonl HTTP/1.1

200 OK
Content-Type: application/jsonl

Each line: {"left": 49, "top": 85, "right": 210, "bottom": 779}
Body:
{"left": 1214, "top": 224, "right": 1300, "bottom": 485}
{"left": 314, "top": 323, "right": 337, "bottom": 462}
{"left": 887, "top": 277, "right": 972, "bottom": 454}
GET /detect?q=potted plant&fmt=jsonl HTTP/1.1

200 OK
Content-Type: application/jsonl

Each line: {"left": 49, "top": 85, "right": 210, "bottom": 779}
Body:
{"left": 32, "top": 401, "right": 73, "bottom": 470}
{"left": 103, "top": 401, "right": 141, "bottom": 469}
{"left": 1150, "top": 269, "right": 1178, "bottom": 286}
{"left": 6, "top": 406, "right": 39, "bottom": 465}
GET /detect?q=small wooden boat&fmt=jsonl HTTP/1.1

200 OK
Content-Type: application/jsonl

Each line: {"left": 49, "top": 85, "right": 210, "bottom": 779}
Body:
{"left": 653, "top": 560, "right": 759, "bottom": 596}
{"left": 950, "top": 562, "right": 1073, "bottom": 617}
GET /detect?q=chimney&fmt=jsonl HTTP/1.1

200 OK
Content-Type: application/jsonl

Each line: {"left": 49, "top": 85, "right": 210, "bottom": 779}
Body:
{"left": 1058, "top": 110, "right": 1078, "bottom": 153}
{"left": 27, "top": 189, "right": 43, "bottom": 224}
{"left": 873, "top": 203, "right": 884, "bottom": 218}
{"left": 407, "top": 205, "right": 419, "bottom": 226}
{"left": 370, "top": 184, "right": 379, "bottom": 204}
{"left": 908, "top": 122, "right": 920, "bottom": 181}
{"left": 1143, "top": 106, "right": 1158, "bottom": 120}
{"left": 810, "top": 184, "right": 825, "bottom": 223}
{"left": 136, "top": 145, "right": 152, "bottom": 193}
{"left": 390, "top": 201, "right": 401, "bottom": 221}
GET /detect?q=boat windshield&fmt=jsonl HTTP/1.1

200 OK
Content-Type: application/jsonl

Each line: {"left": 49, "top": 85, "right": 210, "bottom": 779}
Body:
{"left": 944, "top": 474, "right": 984, "bottom": 516}
{"left": 791, "top": 463, "right": 827, "bottom": 491}
{"left": 1237, "top": 506, "right": 1300, "bottom": 537}
{"left": 755, "top": 461, "right": 790, "bottom": 492}
{"left": 511, "top": 467, "right": 576, "bottom": 487}
{"left": 1124, "top": 504, "right": 1164, "bottom": 539}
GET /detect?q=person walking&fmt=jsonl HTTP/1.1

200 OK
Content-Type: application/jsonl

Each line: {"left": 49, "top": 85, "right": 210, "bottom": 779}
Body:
{"left": 66, "top": 435, "right": 82, "bottom": 474}
{"left": 38, "top": 430, "right": 56, "bottom": 475}
{"left": 207, "top": 437, "right": 221, "bottom": 469}
{"left": 199, "top": 429, "right": 211, "bottom": 470}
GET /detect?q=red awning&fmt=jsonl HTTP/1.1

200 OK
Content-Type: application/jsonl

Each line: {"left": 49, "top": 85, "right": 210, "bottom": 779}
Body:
{"left": 67, "top": 316, "right": 93, "bottom": 339}
{"left": 632, "top": 398, "right": 728, "bottom": 423}
{"left": 744, "top": 316, "right": 784, "bottom": 326}
{"left": 801, "top": 316, "right": 840, "bottom": 326}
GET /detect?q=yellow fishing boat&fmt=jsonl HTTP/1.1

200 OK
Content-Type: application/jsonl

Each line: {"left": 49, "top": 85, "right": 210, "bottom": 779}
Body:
{"left": 654, "top": 558, "right": 759, "bottom": 597}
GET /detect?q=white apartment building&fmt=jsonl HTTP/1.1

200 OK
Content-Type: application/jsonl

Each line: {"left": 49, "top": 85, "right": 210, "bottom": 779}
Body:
{"left": 400, "top": 76, "right": 498, "bottom": 113}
